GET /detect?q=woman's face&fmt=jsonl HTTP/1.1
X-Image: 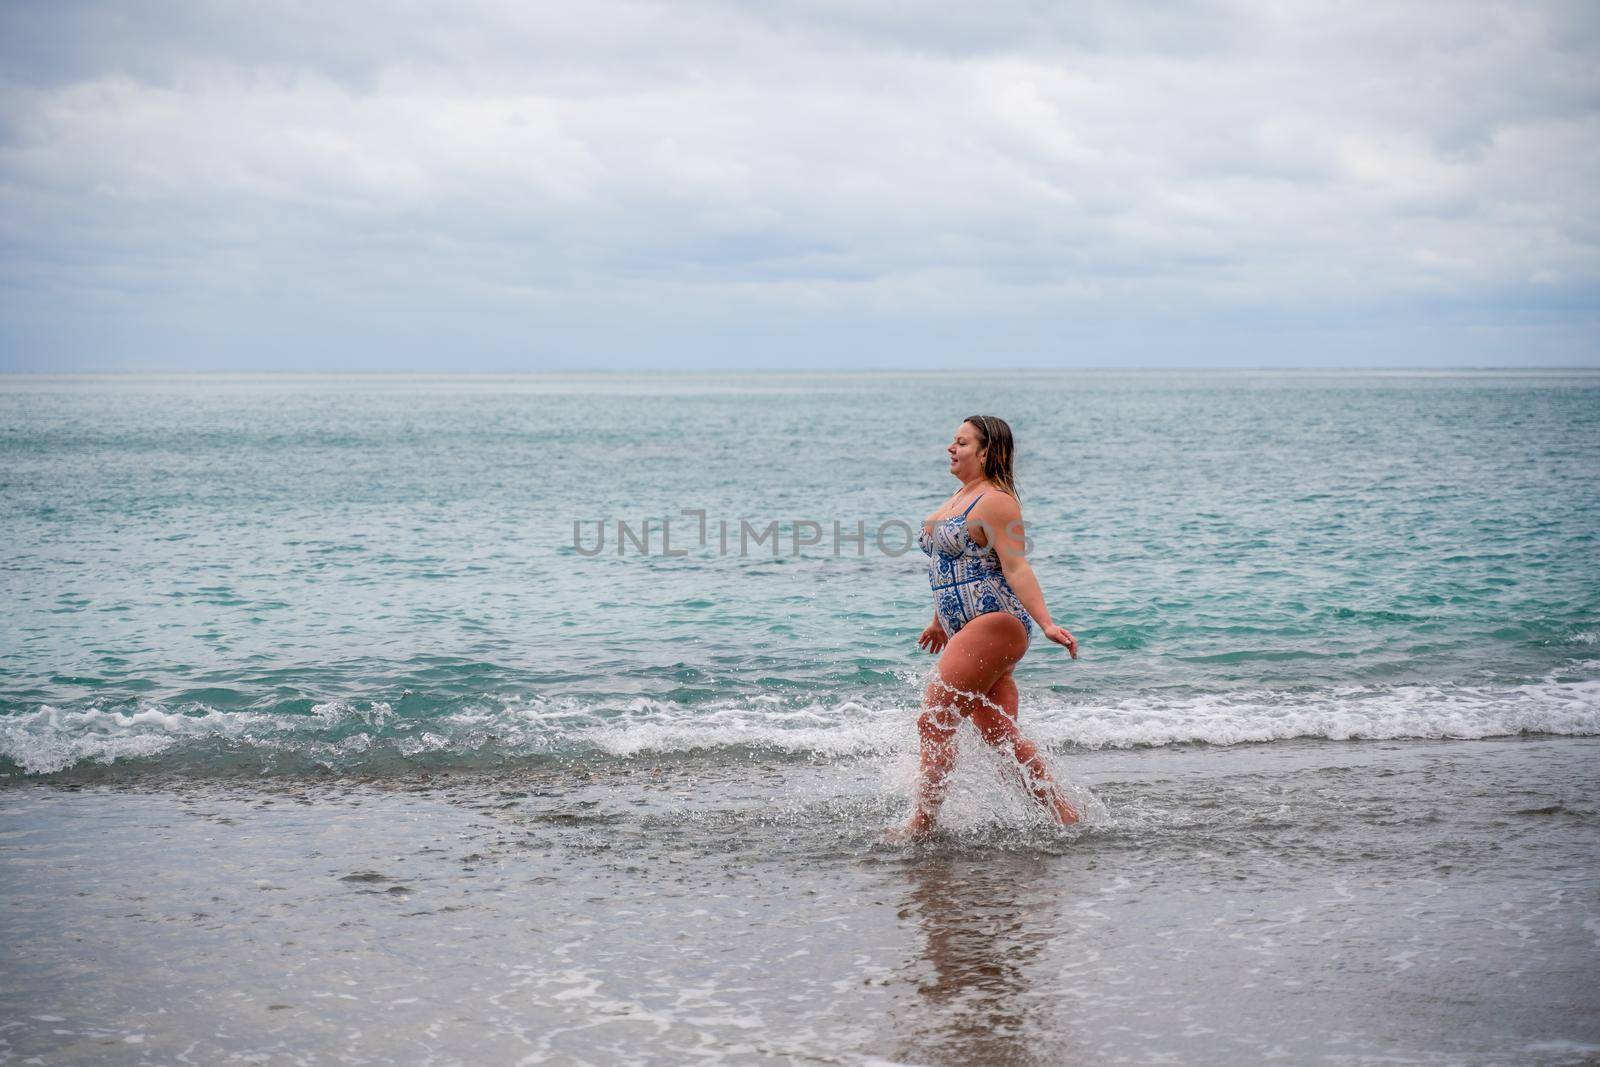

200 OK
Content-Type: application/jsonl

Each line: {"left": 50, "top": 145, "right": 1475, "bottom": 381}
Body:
{"left": 948, "top": 421, "right": 986, "bottom": 480}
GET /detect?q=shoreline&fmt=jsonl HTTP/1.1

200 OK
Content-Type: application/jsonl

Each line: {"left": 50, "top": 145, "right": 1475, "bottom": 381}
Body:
{"left": 4, "top": 736, "right": 1597, "bottom": 1066}
{"left": 4, "top": 729, "right": 1592, "bottom": 790}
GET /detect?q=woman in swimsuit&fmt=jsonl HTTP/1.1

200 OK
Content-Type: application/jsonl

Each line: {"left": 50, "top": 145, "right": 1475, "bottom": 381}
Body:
{"left": 900, "top": 414, "right": 1080, "bottom": 838}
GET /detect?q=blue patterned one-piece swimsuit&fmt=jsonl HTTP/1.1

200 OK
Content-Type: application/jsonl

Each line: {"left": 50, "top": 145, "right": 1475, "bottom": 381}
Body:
{"left": 918, "top": 492, "right": 1035, "bottom": 644}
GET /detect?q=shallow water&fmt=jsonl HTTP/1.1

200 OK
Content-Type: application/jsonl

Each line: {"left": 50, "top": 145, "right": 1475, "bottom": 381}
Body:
{"left": 3, "top": 737, "right": 1598, "bottom": 1066}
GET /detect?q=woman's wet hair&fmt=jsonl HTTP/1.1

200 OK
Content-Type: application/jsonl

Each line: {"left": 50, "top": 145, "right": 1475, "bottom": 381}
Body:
{"left": 963, "top": 414, "right": 1019, "bottom": 500}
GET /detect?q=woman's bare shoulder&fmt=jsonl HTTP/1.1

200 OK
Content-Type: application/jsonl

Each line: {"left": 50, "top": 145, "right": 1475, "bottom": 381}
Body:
{"left": 966, "top": 486, "right": 1021, "bottom": 550}
{"left": 975, "top": 486, "right": 1021, "bottom": 517}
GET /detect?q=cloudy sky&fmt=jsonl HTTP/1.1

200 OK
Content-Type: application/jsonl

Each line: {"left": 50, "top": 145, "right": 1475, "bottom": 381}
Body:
{"left": 1, "top": 1, "right": 1596, "bottom": 370}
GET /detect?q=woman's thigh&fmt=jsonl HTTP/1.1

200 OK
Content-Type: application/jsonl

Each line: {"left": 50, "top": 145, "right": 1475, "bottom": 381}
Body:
{"left": 934, "top": 612, "right": 1029, "bottom": 699}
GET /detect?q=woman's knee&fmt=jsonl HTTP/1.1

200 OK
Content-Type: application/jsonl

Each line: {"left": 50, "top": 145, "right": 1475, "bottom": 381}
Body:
{"left": 987, "top": 671, "right": 1018, "bottom": 712}
{"left": 969, "top": 703, "right": 1022, "bottom": 747}
{"left": 926, "top": 673, "right": 991, "bottom": 712}
{"left": 918, "top": 705, "right": 958, "bottom": 740}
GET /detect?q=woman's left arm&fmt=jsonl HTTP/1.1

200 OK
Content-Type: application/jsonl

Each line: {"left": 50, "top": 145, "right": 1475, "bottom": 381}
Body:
{"left": 982, "top": 497, "right": 1078, "bottom": 658}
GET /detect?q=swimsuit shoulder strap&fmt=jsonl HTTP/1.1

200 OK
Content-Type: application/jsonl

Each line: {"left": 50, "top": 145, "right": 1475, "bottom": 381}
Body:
{"left": 959, "top": 493, "right": 985, "bottom": 518}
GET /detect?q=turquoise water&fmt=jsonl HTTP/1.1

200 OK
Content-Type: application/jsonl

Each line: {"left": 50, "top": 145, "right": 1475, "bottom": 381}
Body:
{"left": 3, "top": 370, "right": 1598, "bottom": 776}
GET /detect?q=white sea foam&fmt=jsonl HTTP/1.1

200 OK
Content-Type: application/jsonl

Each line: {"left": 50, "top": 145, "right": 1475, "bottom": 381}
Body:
{"left": 2, "top": 668, "right": 1597, "bottom": 776}
{"left": 1029, "top": 671, "right": 1600, "bottom": 751}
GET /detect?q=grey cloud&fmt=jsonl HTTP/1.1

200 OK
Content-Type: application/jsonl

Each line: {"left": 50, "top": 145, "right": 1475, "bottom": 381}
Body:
{"left": 0, "top": 0, "right": 1596, "bottom": 370}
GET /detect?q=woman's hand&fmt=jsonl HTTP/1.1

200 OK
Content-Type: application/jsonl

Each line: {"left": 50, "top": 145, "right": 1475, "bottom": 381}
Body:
{"left": 918, "top": 621, "right": 948, "bottom": 654}
{"left": 1043, "top": 624, "right": 1078, "bottom": 658}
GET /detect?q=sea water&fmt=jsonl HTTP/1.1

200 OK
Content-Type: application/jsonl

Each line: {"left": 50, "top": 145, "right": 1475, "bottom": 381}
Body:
{"left": 1, "top": 370, "right": 1597, "bottom": 1065}
{"left": 3, "top": 370, "right": 1597, "bottom": 776}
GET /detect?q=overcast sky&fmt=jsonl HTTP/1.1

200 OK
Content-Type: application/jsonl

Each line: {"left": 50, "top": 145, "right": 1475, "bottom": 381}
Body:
{"left": 1, "top": 1, "right": 1596, "bottom": 371}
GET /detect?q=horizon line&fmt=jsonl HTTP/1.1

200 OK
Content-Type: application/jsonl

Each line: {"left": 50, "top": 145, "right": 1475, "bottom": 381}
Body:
{"left": 5, "top": 365, "right": 1600, "bottom": 377}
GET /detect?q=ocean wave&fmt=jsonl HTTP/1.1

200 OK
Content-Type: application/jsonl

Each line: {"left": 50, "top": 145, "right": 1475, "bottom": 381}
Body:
{"left": 2, "top": 668, "right": 1598, "bottom": 778}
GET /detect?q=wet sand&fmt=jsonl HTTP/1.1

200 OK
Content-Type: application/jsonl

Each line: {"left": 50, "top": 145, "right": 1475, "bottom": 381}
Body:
{"left": 3, "top": 737, "right": 1598, "bottom": 1066}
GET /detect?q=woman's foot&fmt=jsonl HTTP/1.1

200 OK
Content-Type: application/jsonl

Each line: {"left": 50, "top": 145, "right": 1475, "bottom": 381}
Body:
{"left": 880, "top": 808, "right": 936, "bottom": 844}
{"left": 1013, "top": 748, "right": 1080, "bottom": 826}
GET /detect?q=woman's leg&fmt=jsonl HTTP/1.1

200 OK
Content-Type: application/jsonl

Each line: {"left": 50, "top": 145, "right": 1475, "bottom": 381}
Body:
{"left": 980, "top": 662, "right": 1078, "bottom": 824}
{"left": 905, "top": 615, "right": 1077, "bottom": 835}
{"left": 985, "top": 669, "right": 1029, "bottom": 795}
{"left": 963, "top": 693, "right": 1079, "bottom": 826}
{"left": 906, "top": 614, "right": 1033, "bottom": 834}
{"left": 987, "top": 670, "right": 1018, "bottom": 721}
{"left": 907, "top": 699, "right": 959, "bottom": 836}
